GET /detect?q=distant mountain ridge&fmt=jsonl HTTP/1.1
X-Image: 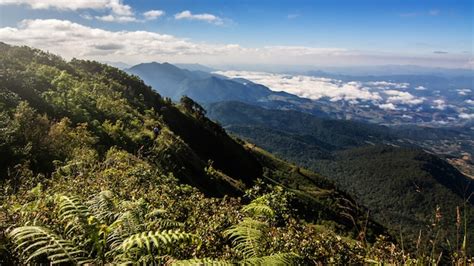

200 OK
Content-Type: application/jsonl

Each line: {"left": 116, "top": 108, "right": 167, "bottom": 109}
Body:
{"left": 126, "top": 62, "right": 304, "bottom": 106}
{"left": 174, "top": 63, "right": 215, "bottom": 72}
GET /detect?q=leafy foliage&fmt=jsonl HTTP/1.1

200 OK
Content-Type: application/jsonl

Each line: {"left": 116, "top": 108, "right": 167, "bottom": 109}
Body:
{"left": 8, "top": 226, "right": 92, "bottom": 264}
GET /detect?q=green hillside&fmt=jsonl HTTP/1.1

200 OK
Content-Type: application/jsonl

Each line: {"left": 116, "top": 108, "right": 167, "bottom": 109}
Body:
{"left": 0, "top": 43, "right": 421, "bottom": 264}
{"left": 314, "top": 146, "right": 474, "bottom": 256}
{"left": 207, "top": 100, "right": 474, "bottom": 260}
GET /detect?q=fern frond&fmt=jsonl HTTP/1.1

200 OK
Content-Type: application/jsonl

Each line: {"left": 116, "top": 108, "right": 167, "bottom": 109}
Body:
{"left": 172, "top": 258, "right": 232, "bottom": 265}
{"left": 242, "top": 252, "right": 298, "bottom": 265}
{"left": 88, "top": 190, "right": 118, "bottom": 224}
{"left": 242, "top": 198, "right": 275, "bottom": 219}
{"left": 56, "top": 194, "right": 91, "bottom": 222}
{"left": 56, "top": 195, "right": 92, "bottom": 237}
{"left": 8, "top": 226, "right": 92, "bottom": 264}
{"left": 224, "top": 218, "right": 267, "bottom": 258}
{"left": 142, "top": 219, "right": 182, "bottom": 231}
{"left": 145, "top": 208, "right": 167, "bottom": 219}
{"left": 121, "top": 230, "right": 199, "bottom": 253}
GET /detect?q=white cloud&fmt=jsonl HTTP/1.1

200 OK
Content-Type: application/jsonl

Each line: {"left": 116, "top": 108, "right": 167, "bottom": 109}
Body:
{"left": 415, "top": 86, "right": 427, "bottom": 90}
{"left": 379, "top": 103, "right": 397, "bottom": 110}
{"left": 0, "top": 19, "right": 356, "bottom": 65}
{"left": 432, "top": 99, "right": 447, "bottom": 110}
{"left": 0, "top": 0, "right": 132, "bottom": 15}
{"left": 96, "top": 14, "right": 136, "bottom": 22}
{"left": 174, "top": 10, "right": 223, "bottom": 25}
{"left": 384, "top": 90, "right": 424, "bottom": 105}
{"left": 457, "top": 89, "right": 471, "bottom": 96}
{"left": 466, "top": 99, "right": 474, "bottom": 105}
{"left": 0, "top": 0, "right": 137, "bottom": 22}
{"left": 143, "top": 10, "right": 165, "bottom": 20}
{"left": 459, "top": 113, "right": 474, "bottom": 120}
{"left": 215, "top": 70, "right": 382, "bottom": 102}
{"left": 106, "top": 0, "right": 132, "bottom": 16}
{"left": 0, "top": 19, "right": 246, "bottom": 62}
{"left": 365, "top": 81, "right": 409, "bottom": 89}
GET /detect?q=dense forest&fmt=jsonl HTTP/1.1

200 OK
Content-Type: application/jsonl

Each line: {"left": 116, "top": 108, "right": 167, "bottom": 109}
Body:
{"left": 0, "top": 43, "right": 471, "bottom": 264}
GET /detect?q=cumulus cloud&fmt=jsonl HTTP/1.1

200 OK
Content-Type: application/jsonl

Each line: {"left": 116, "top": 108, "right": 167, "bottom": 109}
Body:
{"left": 415, "top": 86, "right": 427, "bottom": 90}
{"left": 384, "top": 90, "right": 424, "bottom": 105}
{"left": 0, "top": 19, "right": 361, "bottom": 65}
{"left": 459, "top": 113, "right": 474, "bottom": 120}
{"left": 0, "top": 19, "right": 247, "bottom": 63}
{"left": 96, "top": 14, "right": 136, "bottom": 22}
{"left": 215, "top": 71, "right": 382, "bottom": 102}
{"left": 143, "top": 10, "right": 165, "bottom": 20}
{"left": 466, "top": 99, "right": 474, "bottom": 105}
{"left": 0, "top": 0, "right": 139, "bottom": 22}
{"left": 432, "top": 99, "right": 447, "bottom": 110}
{"left": 457, "top": 89, "right": 471, "bottom": 96}
{"left": 378, "top": 103, "right": 397, "bottom": 110}
{"left": 174, "top": 10, "right": 223, "bottom": 25}
{"left": 0, "top": 0, "right": 132, "bottom": 15}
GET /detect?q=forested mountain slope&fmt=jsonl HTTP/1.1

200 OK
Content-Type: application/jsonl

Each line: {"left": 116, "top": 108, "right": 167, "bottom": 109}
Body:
{"left": 207, "top": 100, "right": 474, "bottom": 258}
{"left": 0, "top": 43, "right": 420, "bottom": 264}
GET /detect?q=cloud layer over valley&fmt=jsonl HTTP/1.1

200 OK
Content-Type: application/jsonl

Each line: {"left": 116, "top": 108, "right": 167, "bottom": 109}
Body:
{"left": 216, "top": 70, "right": 473, "bottom": 122}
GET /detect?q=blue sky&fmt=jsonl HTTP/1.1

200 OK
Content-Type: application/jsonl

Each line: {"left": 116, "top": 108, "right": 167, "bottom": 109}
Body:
{"left": 0, "top": 0, "right": 472, "bottom": 68}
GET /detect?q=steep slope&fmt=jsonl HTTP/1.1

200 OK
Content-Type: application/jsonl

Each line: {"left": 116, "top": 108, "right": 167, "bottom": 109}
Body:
{"left": 0, "top": 42, "right": 384, "bottom": 237}
{"left": 314, "top": 146, "right": 474, "bottom": 254}
{"left": 0, "top": 44, "right": 260, "bottom": 197}
{"left": 206, "top": 100, "right": 474, "bottom": 254}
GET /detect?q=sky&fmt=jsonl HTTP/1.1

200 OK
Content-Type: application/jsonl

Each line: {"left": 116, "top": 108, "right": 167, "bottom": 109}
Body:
{"left": 0, "top": 0, "right": 472, "bottom": 68}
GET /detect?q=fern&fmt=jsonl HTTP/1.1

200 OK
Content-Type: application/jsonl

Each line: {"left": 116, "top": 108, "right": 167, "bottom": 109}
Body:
{"left": 121, "top": 230, "right": 199, "bottom": 253}
{"left": 242, "top": 196, "right": 275, "bottom": 219}
{"left": 242, "top": 252, "right": 298, "bottom": 265}
{"left": 145, "top": 208, "right": 167, "bottom": 219}
{"left": 8, "top": 226, "right": 92, "bottom": 264}
{"left": 224, "top": 218, "right": 267, "bottom": 258}
{"left": 56, "top": 195, "right": 92, "bottom": 237}
{"left": 145, "top": 219, "right": 184, "bottom": 230}
{"left": 88, "top": 190, "right": 118, "bottom": 224}
{"left": 172, "top": 258, "right": 232, "bottom": 265}
{"left": 56, "top": 194, "right": 91, "bottom": 222}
